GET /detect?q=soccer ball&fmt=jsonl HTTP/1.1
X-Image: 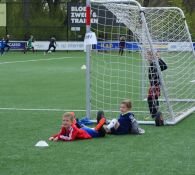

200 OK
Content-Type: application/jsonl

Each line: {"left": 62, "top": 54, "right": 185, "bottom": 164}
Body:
{"left": 48, "top": 51, "right": 52, "bottom": 53}
{"left": 81, "top": 65, "right": 86, "bottom": 70}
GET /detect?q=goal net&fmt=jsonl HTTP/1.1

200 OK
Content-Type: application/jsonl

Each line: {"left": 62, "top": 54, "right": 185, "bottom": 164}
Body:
{"left": 86, "top": 0, "right": 195, "bottom": 124}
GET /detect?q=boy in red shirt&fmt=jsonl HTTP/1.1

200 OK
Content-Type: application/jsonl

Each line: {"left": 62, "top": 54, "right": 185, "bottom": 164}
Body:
{"left": 49, "top": 112, "right": 105, "bottom": 142}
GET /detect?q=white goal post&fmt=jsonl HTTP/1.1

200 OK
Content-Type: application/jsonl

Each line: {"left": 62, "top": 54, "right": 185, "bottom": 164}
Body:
{"left": 85, "top": 0, "right": 195, "bottom": 125}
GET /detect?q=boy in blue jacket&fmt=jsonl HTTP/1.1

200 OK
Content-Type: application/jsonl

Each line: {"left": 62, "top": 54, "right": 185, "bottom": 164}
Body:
{"left": 105, "top": 99, "right": 145, "bottom": 135}
{"left": 0, "top": 38, "right": 5, "bottom": 56}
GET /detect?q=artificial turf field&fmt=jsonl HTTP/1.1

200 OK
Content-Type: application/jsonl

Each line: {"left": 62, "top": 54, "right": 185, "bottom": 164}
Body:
{"left": 0, "top": 51, "right": 195, "bottom": 175}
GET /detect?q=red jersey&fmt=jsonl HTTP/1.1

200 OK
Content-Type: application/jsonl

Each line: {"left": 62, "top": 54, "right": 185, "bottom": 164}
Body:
{"left": 52, "top": 124, "right": 92, "bottom": 141}
{"left": 73, "top": 119, "right": 77, "bottom": 126}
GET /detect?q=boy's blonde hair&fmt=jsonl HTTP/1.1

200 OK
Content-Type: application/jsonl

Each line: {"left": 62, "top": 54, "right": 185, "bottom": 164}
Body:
{"left": 121, "top": 99, "right": 132, "bottom": 109}
{"left": 62, "top": 112, "right": 74, "bottom": 122}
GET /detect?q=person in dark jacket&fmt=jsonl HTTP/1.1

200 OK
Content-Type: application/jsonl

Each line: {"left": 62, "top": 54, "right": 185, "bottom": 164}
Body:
{"left": 4, "top": 34, "right": 11, "bottom": 52}
{"left": 104, "top": 99, "right": 145, "bottom": 135}
{"left": 119, "top": 36, "right": 126, "bottom": 56}
{"left": 146, "top": 50, "right": 168, "bottom": 125}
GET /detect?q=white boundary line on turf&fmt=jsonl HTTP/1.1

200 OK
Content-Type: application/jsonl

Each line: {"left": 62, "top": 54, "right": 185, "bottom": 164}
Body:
{"left": 0, "top": 107, "right": 85, "bottom": 112}
{"left": 0, "top": 56, "right": 76, "bottom": 65}
{"left": 0, "top": 107, "right": 148, "bottom": 113}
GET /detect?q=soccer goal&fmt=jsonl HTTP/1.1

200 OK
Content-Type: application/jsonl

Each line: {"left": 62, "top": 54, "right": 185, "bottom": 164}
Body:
{"left": 85, "top": 0, "right": 195, "bottom": 125}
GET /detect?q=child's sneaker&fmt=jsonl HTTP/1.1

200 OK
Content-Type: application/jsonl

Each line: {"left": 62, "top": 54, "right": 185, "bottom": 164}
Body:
{"left": 138, "top": 128, "right": 145, "bottom": 134}
{"left": 97, "top": 110, "right": 105, "bottom": 123}
{"left": 94, "top": 111, "right": 107, "bottom": 137}
{"left": 95, "top": 111, "right": 106, "bottom": 131}
{"left": 155, "top": 112, "right": 164, "bottom": 126}
{"left": 144, "top": 116, "right": 150, "bottom": 121}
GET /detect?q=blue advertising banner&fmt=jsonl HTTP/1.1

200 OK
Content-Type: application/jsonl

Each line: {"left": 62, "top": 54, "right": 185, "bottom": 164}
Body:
{"left": 93, "top": 42, "right": 195, "bottom": 51}
{"left": 9, "top": 41, "right": 26, "bottom": 50}
{"left": 3, "top": 41, "right": 195, "bottom": 51}
{"left": 93, "top": 42, "right": 140, "bottom": 51}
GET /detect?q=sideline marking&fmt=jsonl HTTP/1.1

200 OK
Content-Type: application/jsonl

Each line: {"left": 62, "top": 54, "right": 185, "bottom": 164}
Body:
{"left": 0, "top": 56, "right": 76, "bottom": 65}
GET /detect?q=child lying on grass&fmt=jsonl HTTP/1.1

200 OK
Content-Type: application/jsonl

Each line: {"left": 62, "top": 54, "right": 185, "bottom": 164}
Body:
{"left": 49, "top": 112, "right": 106, "bottom": 142}
{"left": 104, "top": 99, "right": 145, "bottom": 135}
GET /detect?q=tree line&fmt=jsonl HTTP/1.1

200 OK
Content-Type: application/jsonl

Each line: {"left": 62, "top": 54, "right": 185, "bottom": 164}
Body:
{"left": 0, "top": 0, "right": 194, "bottom": 40}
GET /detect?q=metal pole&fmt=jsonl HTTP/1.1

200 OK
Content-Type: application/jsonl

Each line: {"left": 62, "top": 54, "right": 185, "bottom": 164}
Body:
{"left": 140, "top": 22, "right": 146, "bottom": 100}
{"left": 141, "top": 47, "right": 146, "bottom": 100}
{"left": 5, "top": 1, "right": 8, "bottom": 35}
{"left": 86, "top": 0, "right": 91, "bottom": 119}
{"left": 140, "top": 10, "right": 175, "bottom": 119}
{"left": 66, "top": 1, "right": 69, "bottom": 53}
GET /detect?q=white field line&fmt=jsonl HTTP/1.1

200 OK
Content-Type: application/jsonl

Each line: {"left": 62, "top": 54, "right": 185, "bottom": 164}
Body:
{"left": 0, "top": 56, "right": 75, "bottom": 65}
{"left": 190, "top": 80, "right": 195, "bottom": 83}
{"left": 0, "top": 107, "right": 148, "bottom": 113}
{"left": 0, "top": 107, "right": 85, "bottom": 112}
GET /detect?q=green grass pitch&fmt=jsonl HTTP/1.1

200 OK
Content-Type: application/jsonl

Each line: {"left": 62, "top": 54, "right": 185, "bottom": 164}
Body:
{"left": 0, "top": 51, "right": 195, "bottom": 175}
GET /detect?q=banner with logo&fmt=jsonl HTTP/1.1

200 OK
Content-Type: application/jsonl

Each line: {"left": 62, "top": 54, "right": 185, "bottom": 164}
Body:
{"left": 6, "top": 41, "right": 195, "bottom": 51}
{"left": 67, "top": 3, "right": 124, "bottom": 27}
{"left": 9, "top": 41, "right": 26, "bottom": 50}
{"left": 93, "top": 42, "right": 139, "bottom": 51}
{"left": 33, "top": 41, "right": 84, "bottom": 50}
{"left": 168, "top": 42, "right": 193, "bottom": 52}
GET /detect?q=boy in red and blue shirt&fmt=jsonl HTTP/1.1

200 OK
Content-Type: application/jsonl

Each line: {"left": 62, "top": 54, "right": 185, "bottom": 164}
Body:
{"left": 49, "top": 112, "right": 106, "bottom": 142}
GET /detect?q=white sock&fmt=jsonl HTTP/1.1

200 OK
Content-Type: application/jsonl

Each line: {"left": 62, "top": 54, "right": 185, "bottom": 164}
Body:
{"left": 107, "top": 119, "right": 118, "bottom": 130}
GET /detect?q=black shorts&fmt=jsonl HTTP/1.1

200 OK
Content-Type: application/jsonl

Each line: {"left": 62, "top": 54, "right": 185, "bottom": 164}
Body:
{"left": 49, "top": 44, "right": 55, "bottom": 47}
{"left": 111, "top": 121, "right": 140, "bottom": 135}
{"left": 111, "top": 126, "right": 130, "bottom": 135}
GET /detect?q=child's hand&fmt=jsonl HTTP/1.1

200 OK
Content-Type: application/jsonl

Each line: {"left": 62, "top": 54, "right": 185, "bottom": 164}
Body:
{"left": 53, "top": 137, "right": 59, "bottom": 142}
{"left": 48, "top": 137, "right": 54, "bottom": 141}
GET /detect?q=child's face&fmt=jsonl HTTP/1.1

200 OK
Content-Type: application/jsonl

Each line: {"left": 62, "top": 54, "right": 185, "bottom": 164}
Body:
{"left": 146, "top": 51, "right": 153, "bottom": 62}
{"left": 156, "top": 51, "right": 160, "bottom": 58}
{"left": 146, "top": 51, "right": 160, "bottom": 62}
{"left": 120, "top": 104, "right": 130, "bottom": 114}
{"left": 62, "top": 117, "right": 73, "bottom": 128}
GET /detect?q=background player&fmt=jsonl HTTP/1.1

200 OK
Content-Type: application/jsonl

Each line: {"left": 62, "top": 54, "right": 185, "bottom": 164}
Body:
{"left": 4, "top": 34, "right": 11, "bottom": 52}
{"left": 24, "top": 35, "right": 35, "bottom": 54}
{"left": 119, "top": 36, "right": 126, "bottom": 56}
{"left": 146, "top": 50, "right": 167, "bottom": 126}
{"left": 4, "top": 35, "right": 10, "bottom": 52}
{"left": 0, "top": 37, "right": 5, "bottom": 56}
{"left": 45, "top": 36, "right": 56, "bottom": 53}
